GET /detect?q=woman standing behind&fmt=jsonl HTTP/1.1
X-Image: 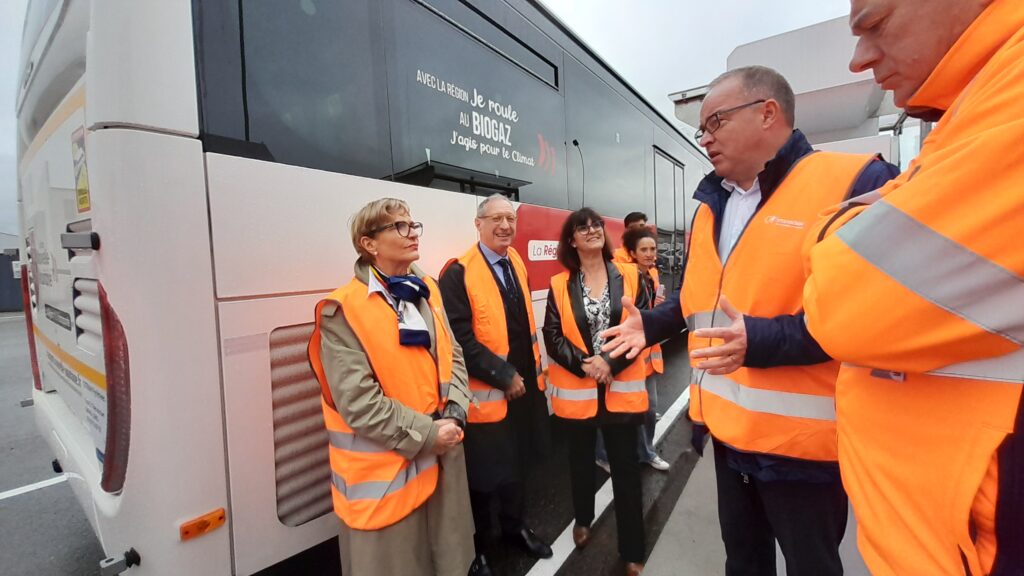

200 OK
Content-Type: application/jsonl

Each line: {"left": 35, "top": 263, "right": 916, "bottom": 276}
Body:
{"left": 308, "top": 198, "right": 475, "bottom": 576}
{"left": 621, "top": 227, "right": 669, "bottom": 471}
{"left": 543, "top": 208, "right": 650, "bottom": 576}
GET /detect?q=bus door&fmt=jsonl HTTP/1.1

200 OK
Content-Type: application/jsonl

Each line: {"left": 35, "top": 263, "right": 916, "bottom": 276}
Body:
{"left": 654, "top": 149, "right": 687, "bottom": 293}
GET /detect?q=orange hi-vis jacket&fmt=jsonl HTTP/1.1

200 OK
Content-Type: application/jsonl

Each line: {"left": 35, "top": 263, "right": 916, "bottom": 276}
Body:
{"left": 684, "top": 151, "right": 875, "bottom": 462}
{"left": 609, "top": 246, "right": 663, "bottom": 375}
{"left": 448, "top": 245, "right": 544, "bottom": 423}
{"left": 308, "top": 275, "right": 453, "bottom": 530}
{"left": 646, "top": 268, "right": 664, "bottom": 376}
{"left": 612, "top": 245, "right": 632, "bottom": 264}
{"left": 803, "top": 2, "right": 1024, "bottom": 574}
{"left": 547, "top": 262, "right": 648, "bottom": 418}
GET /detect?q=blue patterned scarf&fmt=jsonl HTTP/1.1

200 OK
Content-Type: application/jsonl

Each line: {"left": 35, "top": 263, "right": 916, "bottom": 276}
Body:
{"left": 371, "top": 267, "right": 432, "bottom": 348}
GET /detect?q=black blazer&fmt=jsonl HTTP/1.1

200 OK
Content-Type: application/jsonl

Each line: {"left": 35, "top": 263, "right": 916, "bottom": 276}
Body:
{"left": 542, "top": 260, "right": 649, "bottom": 379}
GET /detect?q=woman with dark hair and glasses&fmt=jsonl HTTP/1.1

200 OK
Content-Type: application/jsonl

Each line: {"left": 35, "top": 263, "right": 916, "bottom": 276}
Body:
{"left": 308, "top": 198, "right": 475, "bottom": 576}
{"left": 542, "top": 207, "right": 651, "bottom": 576}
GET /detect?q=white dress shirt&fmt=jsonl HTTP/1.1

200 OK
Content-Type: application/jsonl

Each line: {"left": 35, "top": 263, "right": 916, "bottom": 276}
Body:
{"left": 719, "top": 178, "right": 762, "bottom": 263}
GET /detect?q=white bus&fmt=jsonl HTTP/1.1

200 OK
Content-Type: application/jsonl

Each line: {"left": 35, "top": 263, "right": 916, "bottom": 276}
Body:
{"left": 16, "top": 0, "right": 710, "bottom": 573}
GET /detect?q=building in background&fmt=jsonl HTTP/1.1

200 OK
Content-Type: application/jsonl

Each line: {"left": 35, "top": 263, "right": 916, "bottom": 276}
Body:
{"left": 1, "top": 231, "right": 22, "bottom": 311}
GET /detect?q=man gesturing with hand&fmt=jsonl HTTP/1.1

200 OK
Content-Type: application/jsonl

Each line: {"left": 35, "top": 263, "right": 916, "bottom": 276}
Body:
{"left": 602, "top": 66, "right": 897, "bottom": 576}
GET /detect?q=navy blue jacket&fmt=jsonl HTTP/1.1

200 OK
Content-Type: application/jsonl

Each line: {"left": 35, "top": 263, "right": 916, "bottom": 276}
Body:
{"left": 642, "top": 130, "right": 899, "bottom": 481}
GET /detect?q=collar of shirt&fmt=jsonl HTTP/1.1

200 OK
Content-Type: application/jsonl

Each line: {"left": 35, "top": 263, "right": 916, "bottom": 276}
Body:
{"left": 721, "top": 178, "right": 762, "bottom": 196}
{"left": 478, "top": 242, "right": 508, "bottom": 266}
{"left": 479, "top": 242, "right": 512, "bottom": 288}
{"left": 366, "top": 270, "right": 398, "bottom": 307}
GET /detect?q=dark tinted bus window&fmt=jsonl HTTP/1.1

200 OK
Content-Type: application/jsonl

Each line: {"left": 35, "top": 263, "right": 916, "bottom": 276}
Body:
{"left": 240, "top": 0, "right": 393, "bottom": 178}
{"left": 564, "top": 57, "right": 650, "bottom": 219}
{"left": 422, "top": 0, "right": 558, "bottom": 88}
{"left": 382, "top": 0, "right": 567, "bottom": 209}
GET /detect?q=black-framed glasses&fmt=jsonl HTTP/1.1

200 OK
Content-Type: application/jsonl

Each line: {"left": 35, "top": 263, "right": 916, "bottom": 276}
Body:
{"left": 574, "top": 220, "right": 605, "bottom": 235}
{"left": 370, "top": 221, "right": 423, "bottom": 238}
{"left": 694, "top": 99, "right": 766, "bottom": 140}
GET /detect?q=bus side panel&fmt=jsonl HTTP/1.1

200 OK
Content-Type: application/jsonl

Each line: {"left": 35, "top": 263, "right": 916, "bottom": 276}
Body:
{"left": 205, "top": 154, "right": 480, "bottom": 298}
{"left": 86, "top": 0, "right": 198, "bottom": 137}
{"left": 86, "top": 129, "right": 230, "bottom": 574}
{"left": 19, "top": 82, "right": 111, "bottom": 536}
{"left": 218, "top": 293, "right": 337, "bottom": 576}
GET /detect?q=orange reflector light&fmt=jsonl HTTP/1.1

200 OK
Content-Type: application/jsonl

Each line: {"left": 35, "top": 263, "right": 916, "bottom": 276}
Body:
{"left": 179, "top": 508, "right": 226, "bottom": 541}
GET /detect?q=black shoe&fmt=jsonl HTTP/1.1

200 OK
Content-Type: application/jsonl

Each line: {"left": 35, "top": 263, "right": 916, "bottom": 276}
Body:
{"left": 468, "top": 554, "right": 493, "bottom": 576}
{"left": 505, "top": 527, "right": 553, "bottom": 559}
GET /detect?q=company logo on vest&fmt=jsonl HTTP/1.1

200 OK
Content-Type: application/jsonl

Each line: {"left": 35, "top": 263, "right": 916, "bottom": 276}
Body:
{"left": 765, "top": 215, "right": 805, "bottom": 230}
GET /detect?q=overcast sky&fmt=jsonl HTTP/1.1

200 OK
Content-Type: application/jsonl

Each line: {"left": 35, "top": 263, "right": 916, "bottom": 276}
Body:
{"left": 0, "top": 0, "right": 850, "bottom": 237}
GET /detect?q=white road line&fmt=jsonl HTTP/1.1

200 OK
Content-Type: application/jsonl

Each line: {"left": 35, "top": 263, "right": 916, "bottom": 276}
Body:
{"left": 0, "top": 475, "right": 68, "bottom": 502}
{"left": 0, "top": 315, "right": 26, "bottom": 324}
{"left": 526, "top": 387, "right": 690, "bottom": 576}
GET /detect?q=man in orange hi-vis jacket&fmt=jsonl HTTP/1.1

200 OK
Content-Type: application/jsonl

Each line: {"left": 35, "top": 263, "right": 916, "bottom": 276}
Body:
{"left": 685, "top": 1, "right": 1023, "bottom": 573}
{"left": 796, "top": 1, "right": 1024, "bottom": 574}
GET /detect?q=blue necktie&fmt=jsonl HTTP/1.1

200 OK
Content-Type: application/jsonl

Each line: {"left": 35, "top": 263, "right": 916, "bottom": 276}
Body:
{"left": 498, "top": 259, "right": 519, "bottom": 303}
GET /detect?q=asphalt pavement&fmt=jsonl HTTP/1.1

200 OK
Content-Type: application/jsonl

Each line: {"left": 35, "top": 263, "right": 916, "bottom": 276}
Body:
{"left": 0, "top": 312, "right": 105, "bottom": 575}
{"left": 0, "top": 310, "right": 702, "bottom": 576}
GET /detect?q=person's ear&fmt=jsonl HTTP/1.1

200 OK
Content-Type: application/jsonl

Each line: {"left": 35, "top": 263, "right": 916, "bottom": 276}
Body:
{"left": 359, "top": 235, "right": 377, "bottom": 257}
{"left": 762, "top": 99, "right": 781, "bottom": 129}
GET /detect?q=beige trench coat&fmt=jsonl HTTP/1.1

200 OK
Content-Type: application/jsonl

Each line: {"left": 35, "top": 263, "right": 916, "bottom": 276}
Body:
{"left": 318, "top": 262, "right": 475, "bottom": 576}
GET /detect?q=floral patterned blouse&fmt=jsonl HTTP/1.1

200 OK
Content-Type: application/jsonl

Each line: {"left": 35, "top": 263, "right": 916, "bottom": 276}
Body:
{"left": 580, "top": 271, "right": 611, "bottom": 353}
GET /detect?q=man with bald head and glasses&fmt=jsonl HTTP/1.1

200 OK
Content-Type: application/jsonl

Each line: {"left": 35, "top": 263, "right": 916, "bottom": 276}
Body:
{"left": 601, "top": 65, "right": 897, "bottom": 575}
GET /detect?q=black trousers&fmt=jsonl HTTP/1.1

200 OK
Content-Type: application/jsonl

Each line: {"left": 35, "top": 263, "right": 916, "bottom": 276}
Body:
{"left": 713, "top": 440, "right": 848, "bottom": 576}
{"left": 565, "top": 420, "right": 645, "bottom": 563}
{"left": 469, "top": 480, "right": 524, "bottom": 552}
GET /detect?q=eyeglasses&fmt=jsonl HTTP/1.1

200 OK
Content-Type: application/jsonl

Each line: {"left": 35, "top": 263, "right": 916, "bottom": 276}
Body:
{"left": 482, "top": 214, "right": 517, "bottom": 225}
{"left": 369, "top": 221, "right": 424, "bottom": 238}
{"left": 574, "top": 220, "right": 605, "bottom": 235}
{"left": 694, "top": 99, "right": 766, "bottom": 140}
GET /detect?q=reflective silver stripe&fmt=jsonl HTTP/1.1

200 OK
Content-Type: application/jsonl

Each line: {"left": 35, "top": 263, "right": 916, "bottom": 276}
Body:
{"left": 649, "top": 351, "right": 663, "bottom": 361}
{"left": 331, "top": 453, "right": 438, "bottom": 501}
{"left": 837, "top": 201, "right": 1024, "bottom": 345}
{"left": 547, "top": 385, "right": 598, "bottom": 401}
{"left": 838, "top": 188, "right": 883, "bottom": 209}
{"left": 609, "top": 380, "right": 646, "bottom": 394}
{"left": 329, "top": 431, "right": 389, "bottom": 453}
{"left": 531, "top": 334, "right": 538, "bottom": 345}
{"left": 473, "top": 388, "right": 505, "bottom": 403}
{"left": 440, "top": 382, "right": 450, "bottom": 398}
{"left": 686, "top": 310, "right": 733, "bottom": 333}
{"left": 695, "top": 372, "right": 836, "bottom": 421}
{"left": 926, "top": 348, "right": 1024, "bottom": 383}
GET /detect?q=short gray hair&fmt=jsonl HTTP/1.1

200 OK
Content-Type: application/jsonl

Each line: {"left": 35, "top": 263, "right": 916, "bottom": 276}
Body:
{"left": 476, "top": 193, "right": 513, "bottom": 218}
{"left": 709, "top": 65, "right": 796, "bottom": 127}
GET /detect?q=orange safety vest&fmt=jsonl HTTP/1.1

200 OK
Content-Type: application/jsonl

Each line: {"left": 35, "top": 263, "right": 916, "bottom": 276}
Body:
{"left": 547, "top": 262, "right": 649, "bottom": 419}
{"left": 684, "top": 151, "right": 874, "bottom": 462}
{"left": 611, "top": 246, "right": 633, "bottom": 264}
{"left": 804, "top": 2, "right": 1024, "bottom": 573}
{"left": 446, "top": 246, "right": 544, "bottom": 423}
{"left": 645, "top": 268, "right": 664, "bottom": 376}
{"left": 308, "top": 274, "right": 453, "bottom": 530}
